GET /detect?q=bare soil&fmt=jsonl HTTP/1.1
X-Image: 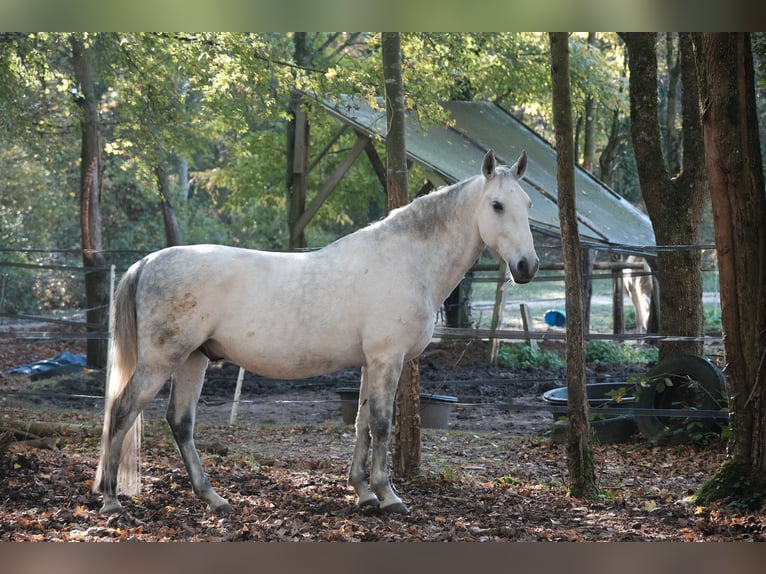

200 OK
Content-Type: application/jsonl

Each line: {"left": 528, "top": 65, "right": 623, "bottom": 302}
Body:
{"left": 2, "top": 321, "right": 763, "bottom": 542}
{"left": 1, "top": 326, "right": 627, "bottom": 435}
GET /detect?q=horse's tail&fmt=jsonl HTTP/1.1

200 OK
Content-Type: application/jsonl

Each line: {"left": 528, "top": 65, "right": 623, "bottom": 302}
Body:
{"left": 94, "top": 259, "right": 145, "bottom": 496}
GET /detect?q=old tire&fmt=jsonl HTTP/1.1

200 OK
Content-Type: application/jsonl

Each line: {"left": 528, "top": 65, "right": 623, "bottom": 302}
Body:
{"left": 635, "top": 355, "right": 726, "bottom": 444}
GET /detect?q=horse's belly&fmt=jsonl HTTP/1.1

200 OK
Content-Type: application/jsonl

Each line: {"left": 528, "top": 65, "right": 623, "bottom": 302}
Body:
{"left": 221, "top": 334, "right": 365, "bottom": 380}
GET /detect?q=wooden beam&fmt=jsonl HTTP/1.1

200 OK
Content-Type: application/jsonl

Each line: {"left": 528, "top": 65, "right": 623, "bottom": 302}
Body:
{"left": 415, "top": 181, "right": 435, "bottom": 198}
{"left": 307, "top": 124, "right": 348, "bottom": 174}
{"left": 293, "top": 108, "right": 307, "bottom": 174}
{"left": 288, "top": 108, "right": 309, "bottom": 248}
{"left": 292, "top": 134, "right": 369, "bottom": 243}
{"left": 363, "top": 138, "right": 387, "bottom": 191}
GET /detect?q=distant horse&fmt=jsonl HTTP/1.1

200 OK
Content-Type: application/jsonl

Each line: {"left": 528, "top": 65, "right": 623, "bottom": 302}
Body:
{"left": 623, "top": 255, "right": 653, "bottom": 333}
{"left": 95, "top": 150, "right": 539, "bottom": 516}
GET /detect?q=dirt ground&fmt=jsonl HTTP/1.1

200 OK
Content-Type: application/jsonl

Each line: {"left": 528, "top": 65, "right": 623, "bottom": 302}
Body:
{"left": 0, "top": 323, "right": 626, "bottom": 435}
{"left": 1, "top": 321, "right": 763, "bottom": 542}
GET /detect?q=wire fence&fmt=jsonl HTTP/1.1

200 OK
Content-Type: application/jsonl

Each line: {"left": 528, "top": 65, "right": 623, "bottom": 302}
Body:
{"left": 0, "top": 245, "right": 725, "bottom": 427}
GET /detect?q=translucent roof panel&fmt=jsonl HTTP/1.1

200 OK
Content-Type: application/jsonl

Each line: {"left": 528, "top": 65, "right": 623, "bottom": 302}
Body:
{"left": 322, "top": 96, "right": 655, "bottom": 251}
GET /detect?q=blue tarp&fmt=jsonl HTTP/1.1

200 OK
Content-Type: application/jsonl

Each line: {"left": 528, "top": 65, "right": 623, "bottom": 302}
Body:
{"left": 5, "top": 352, "right": 86, "bottom": 376}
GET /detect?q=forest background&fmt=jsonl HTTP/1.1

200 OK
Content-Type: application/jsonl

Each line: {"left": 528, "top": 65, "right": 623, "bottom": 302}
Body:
{"left": 3, "top": 31, "right": 766, "bottom": 550}
{"left": 3, "top": 32, "right": 764, "bottom": 317}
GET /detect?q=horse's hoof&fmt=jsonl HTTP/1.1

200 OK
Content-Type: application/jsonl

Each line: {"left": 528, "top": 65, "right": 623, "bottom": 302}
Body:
{"left": 210, "top": 502, "right": 234, "bottom": 515}
{"left": 100, "top": 501, "right": 124, "bottom": 515}
{"left": 106, "top": 511, "right": 143, "bottom": 528}
{"left": 381, "top": 501, "right": 410, "bottom": 515}
{"left": 357, "top": 497, "right": 380, "bottom": 514}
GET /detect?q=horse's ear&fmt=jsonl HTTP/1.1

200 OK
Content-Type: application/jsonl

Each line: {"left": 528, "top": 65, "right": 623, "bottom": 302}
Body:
{"left": 512, "top": 150, "right": 528, "bottom": 179}
{"left": 482, "top": 150, "right": 496, "bottom": 180}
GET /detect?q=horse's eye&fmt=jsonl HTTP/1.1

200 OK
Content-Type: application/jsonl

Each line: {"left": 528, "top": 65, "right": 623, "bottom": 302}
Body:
{"left": 491, "top": 200, "right": 504, "bottom": 213}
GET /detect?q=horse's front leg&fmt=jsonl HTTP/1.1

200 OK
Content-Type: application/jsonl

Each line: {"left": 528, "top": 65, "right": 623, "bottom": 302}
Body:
{"left": 349, "top": 367, "right": 379, "bottom": 509}
{"left": 365, "top": 357, "right": 409, "bottom": 514}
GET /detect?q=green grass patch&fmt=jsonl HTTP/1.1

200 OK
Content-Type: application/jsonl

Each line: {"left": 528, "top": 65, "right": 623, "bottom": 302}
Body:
{"left": 585, "top": 340, "right": 658, "bottom": 365}
{"left": 496, "top": 343, "right": 565, "bottom": 370}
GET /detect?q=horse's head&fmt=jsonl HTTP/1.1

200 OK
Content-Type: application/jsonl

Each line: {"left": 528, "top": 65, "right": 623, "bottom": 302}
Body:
{"left": 477, "top": 150, "right": 539, "bottom": 284}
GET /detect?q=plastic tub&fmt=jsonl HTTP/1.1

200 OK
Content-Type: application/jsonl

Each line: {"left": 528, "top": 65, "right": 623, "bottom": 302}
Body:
{"left": 337, "top": 388, "right": 458, "bottom": 429}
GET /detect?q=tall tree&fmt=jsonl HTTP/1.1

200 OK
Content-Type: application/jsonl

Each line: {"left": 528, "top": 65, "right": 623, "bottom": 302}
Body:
{"left": 71, "top": 35, "right": 108, "bottom": 368}
{"left": 549, "top": 32, "right": 597, "bottom": 499}
{"left": 581, "top": 32, "right": 597, "bottom": 173}
{"left": 696, "top": 32, "right": 766, "bottom": 505}
{"left": 286, "top": 32, "right": 310, "bottom": 249}
{"left": 155, "top": 161, "right": 183, "bottom": 246}
{"left": 663, "top": 33, "right": 682, "bottom": 176}
{"left": 622, "top": 32, "right": 707, "bottom": 361}
{"left": 382, "top": 32, "right": 421, "bottom": 479}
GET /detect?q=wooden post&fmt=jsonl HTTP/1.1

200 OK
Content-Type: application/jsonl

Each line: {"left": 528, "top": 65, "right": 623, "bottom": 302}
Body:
{"left": 612, "top": 259, "right": 625, "bottom": 335}
{"left": 288, "top": 107, "right": 309, "bottom": 249}
{"left": 229, "top": 367, "right": 246, "bottom": 425}
{"left": 488, "top": 259, "right": 507, "bottom": 364}
{"left": 291, "top": 134, "right": 368, "bottom": 244}
{"left": 520, "top": 303, "right": 538, "bottom": 352}
{"left": 582, "top": 247, "right": 595, "bottom": 335}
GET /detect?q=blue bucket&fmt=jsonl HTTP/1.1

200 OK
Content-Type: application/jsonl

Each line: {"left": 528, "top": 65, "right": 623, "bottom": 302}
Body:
{"left": 544, "top": 309, "right": 566, "bottom": 327}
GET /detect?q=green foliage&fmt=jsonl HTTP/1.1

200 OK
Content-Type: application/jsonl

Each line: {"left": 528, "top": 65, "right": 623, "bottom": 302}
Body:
{"left": 585, "top": 340, "right": 624, "bottom": 363}
{"left": 585, "top": 340, "right": 658, "bottom": 364}
{"left": 496, "top": 343, "right": 564, "bottom": 370}
{"left": 0, "top": 32, "right": 647, "bottom": 314}
{"left": 703, "top": 306, "right": 723, "bottom": 333}
{"left": 495, "top": 474, "right": 523, "bottom": 487}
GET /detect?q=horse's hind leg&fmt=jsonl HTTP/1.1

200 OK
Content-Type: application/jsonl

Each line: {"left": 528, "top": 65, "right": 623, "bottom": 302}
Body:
{"left": 166, "top": 351, "right": 232, "bottom": 513}
{"left": 99, "top": 365, "right": 171, "bottom": 514}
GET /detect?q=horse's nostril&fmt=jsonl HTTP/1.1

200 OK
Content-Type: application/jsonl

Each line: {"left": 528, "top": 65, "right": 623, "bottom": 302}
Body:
{"left": 517, "top": 258, "right": 528, "bottom": 275}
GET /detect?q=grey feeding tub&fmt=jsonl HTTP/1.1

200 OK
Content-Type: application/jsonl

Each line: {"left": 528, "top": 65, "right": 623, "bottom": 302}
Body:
{"left": 542, "top": 382, "right": 638, "bottom": 443}
{"left": 337, "top": 388, "right": 458, "bottom": 429}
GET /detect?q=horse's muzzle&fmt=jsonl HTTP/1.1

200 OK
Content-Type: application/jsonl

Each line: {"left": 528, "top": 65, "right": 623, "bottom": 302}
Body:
{"left": 510, "top": 256, "right": 539, "bottom": 284}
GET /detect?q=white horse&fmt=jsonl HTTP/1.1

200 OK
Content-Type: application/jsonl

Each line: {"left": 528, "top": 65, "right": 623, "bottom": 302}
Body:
{"left": 623, "top": 255, "right": 653, "bottom": 333}
{"left": 95, "top": 150, "right": 539, "bottom": 516}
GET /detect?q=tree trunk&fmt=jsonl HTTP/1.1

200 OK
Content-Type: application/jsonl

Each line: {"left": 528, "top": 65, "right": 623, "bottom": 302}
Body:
{"left": 71, "top": 35, "right": 108, "bottom": 368}
{"left": 664, "top": 33, "right": 681, "bottom": 177}
{"left": 696, "top": 33, "right": 766, "bottom": 503}
{"left": 382, "top": 32, "right": 421, "bottom": 480}
{"left": 582, "top": 33, "right": 597, "bottom": 173}
{"left": 598, "top": 49, "right": 627, "bottom": 188}
{"left": 598, "top": 109, "right": 621, "bottom": 187}
{"left": 622, "top": 32, "right": 706, "bottom": 362}
{"left": 286, "top": 32, "right": 309, "bottom": 249}
{"left": 549, "top": 32, "right": 597, "bottom": 499}
{"left": 155, "top": 162, "right": 183, "bottom": 247}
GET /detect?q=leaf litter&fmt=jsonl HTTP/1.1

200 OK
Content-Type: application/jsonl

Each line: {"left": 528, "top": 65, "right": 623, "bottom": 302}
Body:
{"left": 1, "top": 328, "right": 763, "bottom": 541}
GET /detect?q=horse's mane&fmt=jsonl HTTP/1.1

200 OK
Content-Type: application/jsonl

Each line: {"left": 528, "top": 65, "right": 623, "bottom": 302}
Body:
{"left": 367, "top": 175, "right": 480, "bottom": 239}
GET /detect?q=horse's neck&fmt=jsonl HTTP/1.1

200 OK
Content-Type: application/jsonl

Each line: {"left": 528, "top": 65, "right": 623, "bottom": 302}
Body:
{"left": 401, "top": 180, "right": 486, "bottom": 305}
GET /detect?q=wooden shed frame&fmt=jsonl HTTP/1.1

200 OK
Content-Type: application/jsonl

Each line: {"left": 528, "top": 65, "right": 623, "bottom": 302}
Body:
{"left": 292, "top": 95, "right": 656, "bottom": 256}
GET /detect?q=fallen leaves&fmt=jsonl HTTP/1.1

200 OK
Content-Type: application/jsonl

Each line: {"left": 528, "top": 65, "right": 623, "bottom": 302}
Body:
{"left": 1, "top": 332, "right": 762, "bottom": 541}
{"left": 1, "top": 421, "right": 763, "bottom": 541}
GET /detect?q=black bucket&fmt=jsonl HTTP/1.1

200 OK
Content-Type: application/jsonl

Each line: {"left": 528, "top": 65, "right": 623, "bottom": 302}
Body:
{"left": 542, "top": 382, "right": 635, "bottom": 420}
{"left": 337, "top": 388, "right": 458, "bottom": 429}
